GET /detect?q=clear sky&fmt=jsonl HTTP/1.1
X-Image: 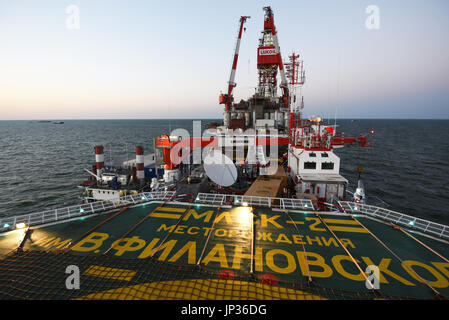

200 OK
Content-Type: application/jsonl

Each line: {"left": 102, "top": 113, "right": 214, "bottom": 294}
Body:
{"left": 1, "top": 0, "right": 448, "bottom": 120}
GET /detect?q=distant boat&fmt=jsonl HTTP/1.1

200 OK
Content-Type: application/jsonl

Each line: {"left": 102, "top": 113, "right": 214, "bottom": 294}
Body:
{"left": 53, "top": 121, "right": 64, "bottom": 124}
{"left": 37, "top": 120, "right": 51, "bottom": 123}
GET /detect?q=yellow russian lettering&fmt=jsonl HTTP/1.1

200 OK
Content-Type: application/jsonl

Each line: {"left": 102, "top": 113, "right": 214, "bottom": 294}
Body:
{"left": 202, "top": 227, "right": 213, "bottom": 236}
{"left": 275, "top": 233, "right": 292, "bottom": 244}
{"left": 266, "top": 249, "right": 296, "bottom": 274}
{"left": 432, "top": 262, "right": 449, "bottom": 280}
{"left": 261, "top": 214, "right": 284, "bottom": 229}
{"left": 71, "top": 232, "right": 109, "bottom": 252}
{"left": 296, "top": 251, "right": 333, "bottom": 278}
{"left": 138, "top": 238, "right": 177, "bottom": 260}
{"left": 306, "top": 235, "right": 322, "bottom": 246}
{"left": 340, "top": 238, "right": 355, "bottom": 248}
{"left": 361, "top": 257, "right": 415, "bottom": 286}
{"left": 34, "top": 236, "right": 54, "bottom": 246}
{"left": 44, "top": 237, "right": 72, "bottom": 249}
{"left": 305, "top": 217, "right": 326, "bottom": 231}
{"left": 332, "top": 255, "right": 365, "bottom": 281}
{"left": 214, "top": 211, "right": 233, "bottom": 224}
{"left": 214, "top": 229, "right": 227, "bottom": 237}
{"left": 321, "top": 237, "right": 339, "bottom": 248}
{"left": 232, "top": 246, "right": 263, "bottom": 272}
{"left": 157, "top": 224, "right": 175, "bottom": 232}
{"left": 292, "top": 234, "right": 305, "bottom": 244}
{"left": 168, "top": 241, "right": 196, "bottom": 264}
{"left": 256, "top": 232, "right": 273, "bottom": 242}
{"left": 187, "top": 226, "right": 200, "bottom": 235}
{"left": 174, "top": 225, "right": 187, "bottom": 234}
{"left": 110, "top": 236, "right": 146, "bottom": 256}
{"left": 202, "top": 244, "right": 228, "bottom": 268}
{"left": 182, "top": 209, "right": 214, "bottom": 223}
{"left": 402, "top": 260, "right": 449, "bottom": 288}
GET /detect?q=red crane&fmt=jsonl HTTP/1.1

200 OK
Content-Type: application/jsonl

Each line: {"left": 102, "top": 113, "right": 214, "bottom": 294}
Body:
{"left": 219, "top": 15, "right": 250, "bottom": 125}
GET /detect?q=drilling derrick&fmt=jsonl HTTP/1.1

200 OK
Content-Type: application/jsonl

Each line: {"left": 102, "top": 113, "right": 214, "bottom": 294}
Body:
{"left": 252, "top": 6, "right": 290, "bottom": 131}
{"left": 218, "top": 7, "right": 304, "bottom": 134}
{"left": 257, "top": 7, "right": 289, "bottom": 104}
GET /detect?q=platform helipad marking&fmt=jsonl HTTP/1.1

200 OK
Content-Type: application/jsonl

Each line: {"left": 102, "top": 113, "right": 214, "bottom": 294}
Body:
{"left": 306, "top": 218, "right": 368, "bottom": 233}
{"left": 84, "top": 265, "right": 136, "bottom": 281}
{"left": 151, "top": 213, "right": 183, "bottom": 219}
{"left": 75, "top": 279, "right": 327, "bottom": 300}
{"left": 328, "top": 226, "right": 368, "bottom": 233}
{"left": 156, "top": 207, "right": 187, "bottom": 213}
{"left": 286, "top": 221, "right": 304, "bottom": 225}
{"left": 322, "top": 219, "right": 360, "bottom": 225}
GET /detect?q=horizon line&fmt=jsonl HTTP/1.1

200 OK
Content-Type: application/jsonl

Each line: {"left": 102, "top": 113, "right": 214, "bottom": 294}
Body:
{"left": 1, "top": 117, "right": 449, "bottom": 121}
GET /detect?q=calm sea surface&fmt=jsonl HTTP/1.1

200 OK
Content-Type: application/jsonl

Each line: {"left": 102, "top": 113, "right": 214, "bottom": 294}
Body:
{"left": 0, "top": 119, "right": 448, "bottom": 225}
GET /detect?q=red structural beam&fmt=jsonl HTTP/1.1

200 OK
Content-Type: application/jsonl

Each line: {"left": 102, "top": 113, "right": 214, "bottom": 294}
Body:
{"left": 332, "top": 135, "right": 367, "bottom": 147}
{"left": 156, "top": 133, "right": 367, "bottom": 169}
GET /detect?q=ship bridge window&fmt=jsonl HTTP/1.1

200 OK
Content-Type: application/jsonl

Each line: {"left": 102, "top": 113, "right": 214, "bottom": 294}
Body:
{"left": 309, "top": 152, "right": 316, "bottom": 157}
{"left": 321, "top": 153, "right": 328, "bottom": 157}
{"left": 304, "top": 162, "right": 316, "bottom": 169}
{"left": 321, "top": 162, "right": 334, "bottom": 170}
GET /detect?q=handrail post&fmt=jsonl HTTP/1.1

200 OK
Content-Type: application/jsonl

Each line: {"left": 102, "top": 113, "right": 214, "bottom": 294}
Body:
{"left": 440, "top": 226, "right": 446, "bottom": 237}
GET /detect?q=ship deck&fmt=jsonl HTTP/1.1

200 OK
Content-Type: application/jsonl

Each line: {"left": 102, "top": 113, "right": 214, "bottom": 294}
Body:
{"left": 0, "top": 201, "right": 448, "bottom": 300}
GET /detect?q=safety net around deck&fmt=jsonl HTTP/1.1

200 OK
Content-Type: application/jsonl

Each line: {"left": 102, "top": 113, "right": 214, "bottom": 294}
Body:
{"left": 0, "top": 249, "right": 431, "bottom": 300}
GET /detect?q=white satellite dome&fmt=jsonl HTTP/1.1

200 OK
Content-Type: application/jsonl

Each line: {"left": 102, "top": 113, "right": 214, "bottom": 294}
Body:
{"left": 203, "top": 149, "right": 238, "bottom": 187}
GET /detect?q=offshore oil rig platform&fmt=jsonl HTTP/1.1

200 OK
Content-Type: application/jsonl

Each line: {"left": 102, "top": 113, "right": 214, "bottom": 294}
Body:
{"left": 0, "top": 6, "right": 448, "bottom": 300}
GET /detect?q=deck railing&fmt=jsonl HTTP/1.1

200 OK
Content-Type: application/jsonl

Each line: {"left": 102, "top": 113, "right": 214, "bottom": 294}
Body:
{"left": 4, "top": 193, "right": 446, "bottom": 241}
{"left": 195, "top": 193, "right": 315, "bottom": 210}
{"left": 338, "top": 201, "right": 449, "bottom": 240}
{"left": 0, "top": 191, "right": 175, "bottom": 233}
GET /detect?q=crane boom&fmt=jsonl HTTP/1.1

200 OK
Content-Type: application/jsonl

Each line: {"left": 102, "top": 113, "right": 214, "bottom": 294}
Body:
{"left": 219, "top": 16, "right": 250, "bottom": 112}
{"left": 227, "top": 16, "right": 250, "bottom": 97}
